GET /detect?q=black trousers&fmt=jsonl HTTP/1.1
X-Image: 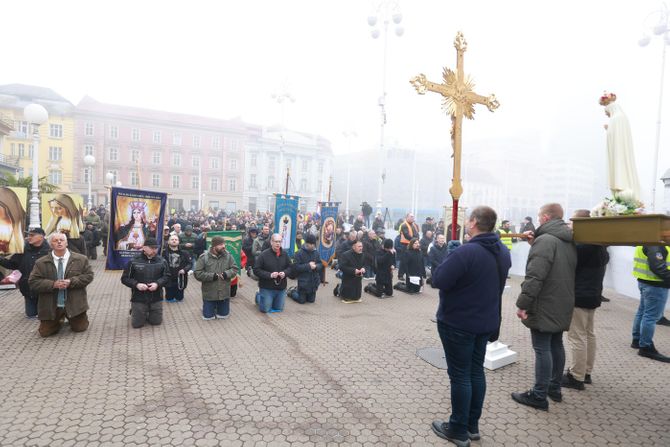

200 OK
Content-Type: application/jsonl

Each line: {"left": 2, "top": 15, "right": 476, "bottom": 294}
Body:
{"left": 365, "top": 280, "right": 393, "bottom": 297}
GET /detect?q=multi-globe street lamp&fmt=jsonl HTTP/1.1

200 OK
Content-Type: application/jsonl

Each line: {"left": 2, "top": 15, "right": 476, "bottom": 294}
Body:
{"left": 23, "top": 103, "right": 48, "bottom": 229}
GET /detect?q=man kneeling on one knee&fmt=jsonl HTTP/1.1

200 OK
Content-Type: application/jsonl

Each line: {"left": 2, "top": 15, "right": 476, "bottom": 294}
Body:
{"left": 121, "top": 237, "right": 170, "bottom": 328}
{"left": 29, "top": 233, "right": 95, "bottom": 337}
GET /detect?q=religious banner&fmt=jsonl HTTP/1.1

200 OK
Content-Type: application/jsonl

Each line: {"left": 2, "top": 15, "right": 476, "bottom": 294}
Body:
{"left": 0, "top": 187, "right": 27, "bottom": 254}
{"left": 41, "top": 193, "right": 85, "bottom": 241}
{"left": 274, "top": 194, "right": 300, "bottom": 257}
{"left": 106, "top": 187, "right": 167, "bottom": 270}
{"left": 204, "top": 230, "right": 244, "bottom": 268}
{"left": 317, "top": 201, "right": 339, "bottom": 265}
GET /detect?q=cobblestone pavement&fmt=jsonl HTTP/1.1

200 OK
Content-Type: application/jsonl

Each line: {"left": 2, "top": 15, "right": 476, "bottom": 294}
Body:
{"left": 1, "top": 257, "right": 669, "bottom": 446}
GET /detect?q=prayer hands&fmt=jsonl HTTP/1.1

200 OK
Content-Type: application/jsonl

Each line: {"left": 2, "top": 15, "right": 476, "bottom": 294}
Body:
{"left": 54, "top": 279, "right": 70, "bottom": 289}
{"left": 309, "top": 261, "right": 316, "bottom": 270}
{"left": 136, "top": 283, "right": 149, "bottom": 291}
{"left": 147, "top": 283, "right": 159, "bottom": 292}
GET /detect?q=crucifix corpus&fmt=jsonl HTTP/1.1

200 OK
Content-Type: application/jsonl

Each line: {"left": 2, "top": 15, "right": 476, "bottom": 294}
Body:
{"left": 410, "top": 31, "right": 499, "bottom": 240}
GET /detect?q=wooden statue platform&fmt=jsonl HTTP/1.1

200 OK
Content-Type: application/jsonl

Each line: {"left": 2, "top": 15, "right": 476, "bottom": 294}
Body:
{"left": 571, "top": 214, "right": 670, "bottom": 246}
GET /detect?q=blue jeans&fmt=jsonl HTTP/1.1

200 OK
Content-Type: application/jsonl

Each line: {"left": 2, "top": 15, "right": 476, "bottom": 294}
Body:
{"left": 258, "top": 288, "right": 286, "bottom": 313}
{"left": 24, "top": 294, "right": 38, "bottom": 317}
{"left": 437, "top": 321, "right": 490, "bottom": 437}
{"left": 530, "top": 330, "right": 565, "bottom": 400}
{"left": 203, "top": 299, "right": 230, "bottom": 318}
{"left": 632, "top": 282, "right": 669, "bottom": 348}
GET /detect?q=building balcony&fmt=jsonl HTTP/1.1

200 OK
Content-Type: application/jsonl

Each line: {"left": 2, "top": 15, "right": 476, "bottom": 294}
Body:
{"left": 0, "top": 115, "right": 13, "bottom": 136}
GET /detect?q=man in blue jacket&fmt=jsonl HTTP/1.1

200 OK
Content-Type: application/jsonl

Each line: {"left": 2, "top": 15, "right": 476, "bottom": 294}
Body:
{"left": 430, "top": 206, "right": 511, "bottom": 447}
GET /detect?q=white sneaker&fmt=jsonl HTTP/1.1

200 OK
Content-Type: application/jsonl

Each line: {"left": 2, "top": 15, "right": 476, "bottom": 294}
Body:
{"left": 215, "top": 314, "right": 229, "bottom": 320}
{"left": 202, "top": 316, "right": 215, "bottom": 321}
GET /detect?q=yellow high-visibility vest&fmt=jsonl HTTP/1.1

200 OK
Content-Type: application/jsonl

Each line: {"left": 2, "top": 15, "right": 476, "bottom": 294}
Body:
{"left": 632, "top": 246, "right": 670, "bottom": 282}
{"left": 499, "top": 229, "right": 513, "bottom": 250}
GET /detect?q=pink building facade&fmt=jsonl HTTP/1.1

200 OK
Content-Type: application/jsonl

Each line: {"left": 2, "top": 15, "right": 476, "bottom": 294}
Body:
{"left": 73, "top": 96, "right": 254, "bottom": 212}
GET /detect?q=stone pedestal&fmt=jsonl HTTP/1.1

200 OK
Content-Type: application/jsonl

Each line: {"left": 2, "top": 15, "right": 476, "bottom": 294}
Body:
{"left": 484, "top": 340, "right": 517, "bottom": 370}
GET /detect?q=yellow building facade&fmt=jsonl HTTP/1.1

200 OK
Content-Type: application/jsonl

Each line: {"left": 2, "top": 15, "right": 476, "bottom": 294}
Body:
{"left": 0, "top": 84, "right": 75, "bottom": 192}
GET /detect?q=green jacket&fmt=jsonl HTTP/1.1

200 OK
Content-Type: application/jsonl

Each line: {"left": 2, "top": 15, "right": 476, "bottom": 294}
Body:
{"left": 179, "top": 232, "right": 198, "bottom": 255}
{"left": 194, "top": 250, "right": 238, "bottom": 301}
{"left": 84, "top": 213, "right": 101, "bottom": 230}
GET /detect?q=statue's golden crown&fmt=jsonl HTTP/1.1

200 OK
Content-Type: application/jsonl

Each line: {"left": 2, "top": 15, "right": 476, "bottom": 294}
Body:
{"left": 599, "top": 91, "right": 617, "bottom": 106}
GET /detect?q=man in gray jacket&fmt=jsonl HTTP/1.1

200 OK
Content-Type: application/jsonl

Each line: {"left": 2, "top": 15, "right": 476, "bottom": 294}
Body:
{"left": 512, "top": 203, "right": 577, "bottom": 411}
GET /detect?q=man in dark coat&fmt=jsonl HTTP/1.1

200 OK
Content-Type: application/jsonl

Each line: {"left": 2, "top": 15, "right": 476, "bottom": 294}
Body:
{"left": 29, "top": 233, "right": 95, "bottom": 337}
{"left": 82, "top": 222, "right": 101, "bottom": 260}
{"left": 563, "top": 210, "right": 610, "bottom": 390}
{"left": 338, "top": 240, "right": 365, "bottom": 303}
{"left": 430, "top": 206, "right": 511, "bottom": 446}
{"left": 429, "top": 234, "right": 449, "bottom": 272}
{"left": 361, "top": 201, "right": 373, "bottom": 228}
{"left": 242, "top": 227, "right": 258, "bottom": 271}
{"left": 253, "top": 233, "right": 291, "bottom": 313}
{"left": 291, "top": 234, "right": 323, "bottom": 304}
{"left": 365, "top": 238, "right": 395, "bottom": 298}
{"left": 362, "top": 230, "right": 380, "bottom": 279}
{"left": 513, "top": 203, "right": 577, "bottom": 411}
{"left": 0, "top": 227, "right": 50, "bottom": 318}
{"left": 163, "top": 234, "right": 191, "bottom": 302}
{"left": 121, "top": 237, "right": 171, "bottom": 328}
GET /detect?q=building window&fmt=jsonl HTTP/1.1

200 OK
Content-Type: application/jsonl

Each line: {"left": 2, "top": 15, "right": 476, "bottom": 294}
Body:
{"left": 15, "top": 121, "right": 28, "bottom": 135}
{"left": 152, "top": 173, "right": 160, "bottom": 187}
{"left": 17, "top": 143, "right": 25, "bottom": 158}
{"left": 228, "top": 178, "right": 236, "bottom": 192}
{"left": 302, "top": 159, "right": 309, "bottom": 172}
{"left": 153, "top": 130, "right": 161, "bottom": 144}
{"left": 173, "top": 132, "right": 182, "bottom": 146}
{"left": 229, "top": 139, "right": 239, "bottom": 151}
{"left": 83, "top": 168, "right": 93, "bottom": 183}
{"left": 210, "top": 157, "right": 220, "bottom": 169}
{"left": 249, "top": 174, "right": 256, "bottom": 188}
{"left": 131, "top": 150, "right": 140, "bottom": 163}
{"left": 172, "top": 175, "right": 181, "bottom": 188}
{"left": 229, "top": 159, "right": 237, "bottom": 170}
{"left": 48, "top": 146, "right": 63, "bottom": 161}
{"left": 131, "top": 128, "right": 141, "bottom": 141}
{"left": 130, "top": 171, "right": 139, "bottom": 186}
{"left": 10, "top": 143, "right": 15, "bottom": 156}
{"left": 107, "top": 170, "right": 118, "bottom": 184}
{"left": 28, "top": 144, "right": 33, "bottom": 159}
{"left": 84, "top": 144, "right": 94, "bottom": 156}
{"left": 268, "top": 176, "right": 275, "bottom": 189}
{"left": 250, "top": 153, "right": 257, "bottom": 167}
{"left": 318, "top": 161, "right": 324, "bottom": 174}
{"left": 48, "top": 170, "right": 62, "bottom": 185}
{"left": 192, "top": 135, "right": 200, "bottom": 148}
{"left": 109, "top": 147, "right": 118, "bottom": 161}
{"left": 152, "top": 151, "right": 161, "bottom": 165}
{"left": 192, "top": 156, "right": 200, "bottom": 168}
{"left": 110, "top": 125, "right": 119, "bottom": 139}
{"left": 192, "top": 176, "right": 200, "bottom": 190}
{"left": 172, "top": 152, "right": 181, "bottom": 167}
{"left": 212, "top": 136, "right": 220, "bottom": 149}
{"left": 85, "top": 122, "right": 94, "bottom": 136}
{"left": 49, "top": 124, "right": 63, "bottom": 139}
{"left": 210, "top": 177, "right": 219, "bottom": 191}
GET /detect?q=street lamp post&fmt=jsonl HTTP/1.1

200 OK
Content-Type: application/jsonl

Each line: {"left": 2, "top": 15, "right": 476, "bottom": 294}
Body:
{"left": 368, "top": 0, "right": 404, "bottom": 215}
{"left": 639, "top": 3, "right": 670, "bottom": 211}
{"left": 271, "top": 89, "right": 295, "bottom": 192}
{"left": 23, "top": 103, "right": 48, "bottom": 230}
{"left": 84, "top": 154, "right": 96, "bottom": 210}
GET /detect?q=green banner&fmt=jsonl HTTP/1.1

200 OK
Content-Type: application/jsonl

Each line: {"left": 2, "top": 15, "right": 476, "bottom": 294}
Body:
{"left": 205, "top": 231, "right": 244, "bottom": 267}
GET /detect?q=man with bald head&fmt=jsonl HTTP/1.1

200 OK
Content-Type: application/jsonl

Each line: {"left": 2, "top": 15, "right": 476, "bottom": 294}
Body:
{"left": 253, "top": 233, "right": 291, "bottom": 313}
{"left": 29, "top": 233, "right": 95, "bottom": 337}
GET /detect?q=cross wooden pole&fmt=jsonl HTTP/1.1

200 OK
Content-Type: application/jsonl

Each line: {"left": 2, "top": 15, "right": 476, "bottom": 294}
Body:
{"left": 410, "top": 32, "right": 499, "bottom": 240}
{"left": 327, "top": 176, "right": 332, "bottom": 202}
{"left": 285, "top": 167, "right": 290, "bottom": 195}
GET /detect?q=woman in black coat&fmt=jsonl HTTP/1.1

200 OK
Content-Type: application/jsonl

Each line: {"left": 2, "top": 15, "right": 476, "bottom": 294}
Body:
{"left": 163, "top": 234, "right": 191, "bottom": 302}
{"left": 404, "top": 238, "right": 425, "bottom": 293}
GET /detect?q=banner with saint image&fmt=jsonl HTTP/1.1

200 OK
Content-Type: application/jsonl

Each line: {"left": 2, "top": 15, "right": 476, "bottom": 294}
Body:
{"left": 204, "top": 230, "right": 244, "bottom": 268}
{"left": 317, "top": 201, "right": 339, "bottom": 265}
{"left": 106, "top": 187, "right": 167, "bottom": 270}
{"left": 0, "top": 187, "right": 28, "bottom": 254}
{"left": 41, "top": 193, "right": 85, "bottom": 241}
{"left": 274, "top": 194, "right": 299, "bottom": 257}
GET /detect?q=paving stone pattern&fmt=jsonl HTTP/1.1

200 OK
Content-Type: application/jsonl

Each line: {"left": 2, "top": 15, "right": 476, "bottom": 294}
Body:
{"left": 1, "top": 258, "right": 669, "bottom": 446}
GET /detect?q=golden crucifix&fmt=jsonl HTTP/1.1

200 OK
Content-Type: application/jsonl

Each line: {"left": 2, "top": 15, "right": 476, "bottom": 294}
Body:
{"left": 410, "top": 31, "right": 499, "bottom": 240}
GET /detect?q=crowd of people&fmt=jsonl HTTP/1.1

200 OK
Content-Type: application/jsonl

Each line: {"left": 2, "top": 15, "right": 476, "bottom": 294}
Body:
{"left": 1, "top": 199, "right": 668, "bottom": 447}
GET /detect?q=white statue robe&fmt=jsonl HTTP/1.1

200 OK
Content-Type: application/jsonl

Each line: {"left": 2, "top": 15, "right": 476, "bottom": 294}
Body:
{"left": 605, "top": 103, "right": 641, "bottom": 200}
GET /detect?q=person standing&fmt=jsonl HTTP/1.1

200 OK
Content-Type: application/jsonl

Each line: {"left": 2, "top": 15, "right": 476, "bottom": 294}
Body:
{"left": 290, "top": 234, "right": 323, "bottom": 304}
{"left": 496, "top": 220, "right": 514, "bottom": 253}
{"left": 430, "top": 206, "right": 511, "bottom": 446}
{"left": 0, "top": 227, "right": 50, "bottom": 318}
{"left": 121, "top": 237, "right": 170, "bottom": 329}
{"left": 242, "top": 227, "right": 258, "bottom": 273}
{"left": 163, "top": 234, "right": 191, "bottom": 303}
{"left": 253, "top": 233, "right": 291, "bottom": 313}
{"left": 29, "top": 233, "right": 95, "bottom": 337}
{"left": 178, "top": 225, "right": 198, "bottom": 270}
{"left": 361, "top": 201, "right": 373, "bottom": 228}
{"left": 630, "top": 244, "right": 670, "bottom": 362}
{"left": 338, "top": 240, "right": 365, "bottom": 303}
{"left": 563, "top": 210, "right": 610, "bottom": 389}
{"left": 512, "top": 203, "right": 577, "bottom": 411}
{"left": 82, "top": 222, "right": 100, "bottom": 260}
{"left": 194, "top": 236, "right": 238, "bottom": 320}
